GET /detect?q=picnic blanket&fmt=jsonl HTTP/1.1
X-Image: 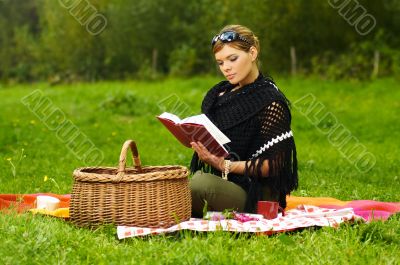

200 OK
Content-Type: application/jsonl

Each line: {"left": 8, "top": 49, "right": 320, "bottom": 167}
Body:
{"left": 117, "top": 198, "right": 400, "bottom": 238}
{"left": 285, "top": 196, "right": 400, "bottom": 221}
{"left": 1, "top": 193, "right": 399, "bottom": 221}
{"left": 117, "top": 205, "right": 357, "bottom": 238}
{"left": 0, "top": 193, "right": 70, "bottom": 218}
{"left": 1, "top": 193, "right": 399, "bottom": 238}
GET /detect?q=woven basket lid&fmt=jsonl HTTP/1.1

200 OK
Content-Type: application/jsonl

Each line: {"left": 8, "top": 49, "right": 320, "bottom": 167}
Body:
{"left": 73, "top": 140, "right": 188, "bottom": 183}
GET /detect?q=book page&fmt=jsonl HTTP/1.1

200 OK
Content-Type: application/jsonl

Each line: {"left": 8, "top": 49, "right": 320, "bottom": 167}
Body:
{"left": 158, "top": 112, "right": 182, "bottom": 124}
{"left": 182, "top": 114, "right": 230, "bottom": 146}
{"left": 159, "top": 112, "right": 231, "bottom": 154}
{"left": 196, "top": 114, "right": 230, "bottom": 145}
{"left": 180, "top": 114, "right": 205, "bottom": 125}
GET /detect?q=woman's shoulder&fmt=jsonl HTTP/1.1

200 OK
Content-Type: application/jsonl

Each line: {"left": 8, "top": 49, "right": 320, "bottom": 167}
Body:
{"left": 258, "top": 76, "right": 292, "bottom": 108}
{"left": 261, "top": 77, "right": 279, "bottom": 90}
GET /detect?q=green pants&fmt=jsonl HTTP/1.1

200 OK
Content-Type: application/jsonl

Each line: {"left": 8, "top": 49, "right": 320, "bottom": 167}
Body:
{"left": 189, "top": 170, "right": 247, "bottom": 217}
{"left": 189, "top": 170, "right": 280, "bottom": 217}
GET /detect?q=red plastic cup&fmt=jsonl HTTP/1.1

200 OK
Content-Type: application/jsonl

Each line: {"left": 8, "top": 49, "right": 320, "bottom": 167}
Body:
{"left": 257, "top": 201, "right": 281, "bottom": 219}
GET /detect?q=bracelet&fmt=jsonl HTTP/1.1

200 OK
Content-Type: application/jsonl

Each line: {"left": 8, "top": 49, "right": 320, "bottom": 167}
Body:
{"left": 222, "top": 160, "right": 232, "bottom": 180}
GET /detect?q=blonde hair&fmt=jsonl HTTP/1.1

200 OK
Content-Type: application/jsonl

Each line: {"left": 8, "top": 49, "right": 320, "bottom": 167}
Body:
{"left": 212, "top": 25, "right": 260, "bottom": 56}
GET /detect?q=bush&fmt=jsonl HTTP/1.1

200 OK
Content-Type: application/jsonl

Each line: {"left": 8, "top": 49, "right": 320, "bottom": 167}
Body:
{"left": 168, "top": 45, "right": 197, "bottom": 77}
{"left": 98, "top": 90, "right": 139, "bottom": 116}
{"left": 311, "top": 41, "right": 400, "bottom": 80}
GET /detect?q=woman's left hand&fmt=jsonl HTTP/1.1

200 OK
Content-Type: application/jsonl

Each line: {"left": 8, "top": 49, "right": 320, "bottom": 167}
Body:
{"left": 191, "top": 142, "right": 224, "bottom": 171}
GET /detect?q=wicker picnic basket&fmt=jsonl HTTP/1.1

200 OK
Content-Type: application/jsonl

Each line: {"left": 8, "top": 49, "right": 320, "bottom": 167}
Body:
{"left": 70, "top": 140, "right": 191, "bottom": 228}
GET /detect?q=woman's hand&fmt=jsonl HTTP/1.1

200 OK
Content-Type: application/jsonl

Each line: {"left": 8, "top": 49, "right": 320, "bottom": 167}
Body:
{"left": 191, "top": 142, "right": 224, "bottom": 171}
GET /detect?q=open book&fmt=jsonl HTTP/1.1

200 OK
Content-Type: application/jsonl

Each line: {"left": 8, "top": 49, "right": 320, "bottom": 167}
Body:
{"left": 157, "top": 112, "right": 231, "bottom": 157}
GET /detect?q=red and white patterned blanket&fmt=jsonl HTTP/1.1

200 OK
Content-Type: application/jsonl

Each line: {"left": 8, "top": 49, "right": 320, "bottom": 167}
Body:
{"left": 117, "top": 205, "right": 359, "bottom": 239}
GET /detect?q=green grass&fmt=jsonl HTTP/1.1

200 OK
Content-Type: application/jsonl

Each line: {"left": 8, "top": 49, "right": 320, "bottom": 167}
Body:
{"left": 0, "top": 77, "right": 399, "bottom": 264}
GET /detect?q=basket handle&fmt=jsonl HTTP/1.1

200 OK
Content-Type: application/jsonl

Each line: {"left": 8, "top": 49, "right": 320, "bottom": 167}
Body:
{"left": 118, "top": 140, "right": 142, "bottom": 173}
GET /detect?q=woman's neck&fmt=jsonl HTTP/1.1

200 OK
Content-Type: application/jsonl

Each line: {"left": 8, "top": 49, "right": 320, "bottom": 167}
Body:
{"left": 238, "top": 65, "right": 259, "bottom": 88}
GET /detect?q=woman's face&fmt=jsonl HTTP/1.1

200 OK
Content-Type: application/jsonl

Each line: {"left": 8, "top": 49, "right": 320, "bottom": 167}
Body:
{"left": 214, "top": 44, "right": 256, "bottom": 85}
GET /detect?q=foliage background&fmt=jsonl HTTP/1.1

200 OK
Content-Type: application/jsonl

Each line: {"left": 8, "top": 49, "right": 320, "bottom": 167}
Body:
{"left": 0, "top": 0, "right": 399, "bottom": 83}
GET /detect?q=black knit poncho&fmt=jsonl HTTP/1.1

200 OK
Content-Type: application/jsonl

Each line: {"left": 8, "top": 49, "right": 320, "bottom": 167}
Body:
{"left": 190, "top": 72, "right": 298, "bottom": 212}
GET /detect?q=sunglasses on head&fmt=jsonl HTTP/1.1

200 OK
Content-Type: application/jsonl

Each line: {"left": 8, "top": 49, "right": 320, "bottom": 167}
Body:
{"left": 211, "top": 31, "right": 251, "bottom": 47}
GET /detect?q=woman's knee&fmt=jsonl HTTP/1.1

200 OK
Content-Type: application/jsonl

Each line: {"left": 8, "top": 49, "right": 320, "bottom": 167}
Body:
{"left": 189, "top": 171, "right": 224, "bottom": 193}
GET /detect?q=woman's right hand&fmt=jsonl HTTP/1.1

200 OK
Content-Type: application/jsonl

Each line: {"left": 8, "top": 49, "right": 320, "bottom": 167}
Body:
{"left": 191, "top": 142, "right": 225, "bottom": 171}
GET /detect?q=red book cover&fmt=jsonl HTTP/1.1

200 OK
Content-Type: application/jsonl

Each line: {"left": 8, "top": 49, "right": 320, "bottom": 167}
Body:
{"left": 157, "top": 116, "right": 229, "bottom": 157}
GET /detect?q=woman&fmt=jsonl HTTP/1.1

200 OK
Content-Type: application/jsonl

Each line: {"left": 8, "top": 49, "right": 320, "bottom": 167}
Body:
{"left": 190, "top": 25, "right": 298, "bottom": 217}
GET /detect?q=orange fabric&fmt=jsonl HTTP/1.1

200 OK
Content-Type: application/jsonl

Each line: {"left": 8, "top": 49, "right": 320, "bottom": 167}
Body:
{"left": 0, "top": 193, "right": 70, "bottom": 213}
{"left": 286, "top": 196, "right": 349, "bottom": 210}
{"left": 1, "top": 193, "right": 399, "bottom": 221}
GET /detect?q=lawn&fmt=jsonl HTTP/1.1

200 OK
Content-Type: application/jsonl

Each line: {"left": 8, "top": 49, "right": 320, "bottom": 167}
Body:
{"left": 0, "top": 77, "right": 399, "bottom": 264}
